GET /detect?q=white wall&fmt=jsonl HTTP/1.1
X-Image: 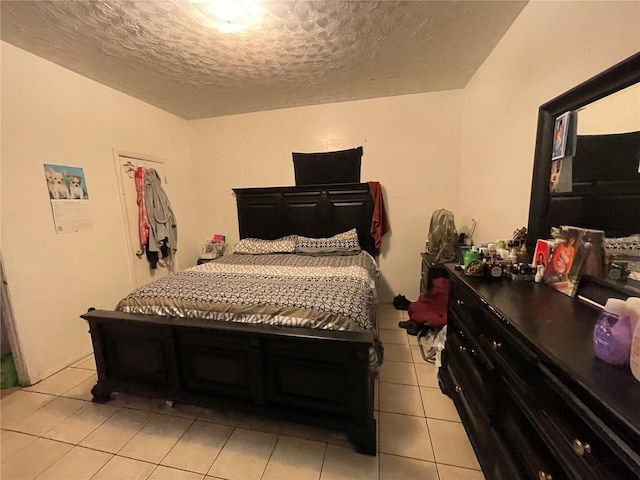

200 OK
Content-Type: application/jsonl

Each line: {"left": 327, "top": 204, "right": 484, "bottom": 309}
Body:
{"left": 189, "top": 91, "right": 463, "bottom": 301}
{"left": 458, "top": 0, "right": 640, "bottom": 245}
{"left": 1, "top": 42, "right": 198, "bottom": 382}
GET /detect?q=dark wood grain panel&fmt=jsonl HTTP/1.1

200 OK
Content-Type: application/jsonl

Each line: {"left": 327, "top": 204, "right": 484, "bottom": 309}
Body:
{"left": 234, "top": 183, "right": 376, "bottom": 256}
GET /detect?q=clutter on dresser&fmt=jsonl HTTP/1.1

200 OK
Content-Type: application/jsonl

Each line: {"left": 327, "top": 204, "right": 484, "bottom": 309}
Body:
{"left": 460, "top": 240, "right": 514, "bottom": 280}
{"left": 457, "top": 218, "right": 476, "bottom": 247}
{"left": 459, "top": 225, "right": 611, "bottom": 292}
{"left": 455, "top": 219, "right": 531, "bottom": 273}
{"left": 506, "top": 263, "right": 536, "bottom": 281}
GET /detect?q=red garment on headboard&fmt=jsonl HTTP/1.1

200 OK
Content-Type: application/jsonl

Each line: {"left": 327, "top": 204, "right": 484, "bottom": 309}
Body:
{"left": 367, "top": 181, "right": 389, "bottom": 255}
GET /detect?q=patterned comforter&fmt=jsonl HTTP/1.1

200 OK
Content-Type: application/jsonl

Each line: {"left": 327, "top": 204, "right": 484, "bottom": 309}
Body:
{"left": 116, "top": 252, "right": 379, "bottom": 333}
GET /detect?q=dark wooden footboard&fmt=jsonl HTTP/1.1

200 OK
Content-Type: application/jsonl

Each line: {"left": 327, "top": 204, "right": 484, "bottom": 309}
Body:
{"left": 81, "top": 310, "right": 377, "bottom": 455}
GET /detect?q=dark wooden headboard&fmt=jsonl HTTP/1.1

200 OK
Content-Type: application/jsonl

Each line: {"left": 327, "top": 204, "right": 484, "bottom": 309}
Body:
{"left": 233, "top": 183, "right": 377, "bottom": 257}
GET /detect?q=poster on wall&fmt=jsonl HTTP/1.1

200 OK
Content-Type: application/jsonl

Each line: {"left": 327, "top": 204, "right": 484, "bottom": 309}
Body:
{"left": 43, "top": 164, "right": 93, "bottom": 233}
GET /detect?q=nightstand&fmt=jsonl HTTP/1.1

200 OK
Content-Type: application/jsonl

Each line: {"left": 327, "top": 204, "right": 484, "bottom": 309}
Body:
{"left": 420, "top": 252, "right": 448, "bottom": 295}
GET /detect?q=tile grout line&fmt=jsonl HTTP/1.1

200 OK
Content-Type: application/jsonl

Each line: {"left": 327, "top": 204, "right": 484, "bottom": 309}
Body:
{"left": 2, "top": 396, "right": 88, "bottom": 440}
{"left": 436, "top": 460, "right": 485, "bottom": 473}
{"left": 41, "top": 446, "right": 115, "bottom": 480}
{"left": 111, "top": 411, "right": 159, "bottom": 460}
{"left": 410, "top": 350, "right": 483, "bottom": 476}
{"left": 154, "top": 414, "right": 197, "bottom": 470}
{"left": 258, "top": 435, "right": 279, "bottom": 480}
{"left": 411, "top": 342, "right": 441, "bottom": 476}
{"left": 377, "top": 438, "right": 381, "bottom": 480}
{"left": 24, "top": 369, "right": 97, "bottom": 397}
{"left": 205, "top": 425, "right": 236, "bottom": 477}
{"left": 45, "top": 400, "right": 119, "bottom": 447}
{"left": 317, "top": 442, "right": 328, "bottom": 480}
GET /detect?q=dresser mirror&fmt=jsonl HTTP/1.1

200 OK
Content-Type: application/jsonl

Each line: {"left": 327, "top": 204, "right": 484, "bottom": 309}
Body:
{"left": 526, "top": 52, "right": 640, "bottom": 294}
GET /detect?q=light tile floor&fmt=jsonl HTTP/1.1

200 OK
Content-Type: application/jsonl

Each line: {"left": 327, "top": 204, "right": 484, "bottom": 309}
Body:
{"left": 0, "top": 304, "right": 485, "bottom": 480}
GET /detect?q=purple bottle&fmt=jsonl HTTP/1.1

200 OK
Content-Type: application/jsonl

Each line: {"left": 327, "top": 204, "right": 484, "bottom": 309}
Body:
{"left": 593, "top": 298, "right": 633, "bottom": 366}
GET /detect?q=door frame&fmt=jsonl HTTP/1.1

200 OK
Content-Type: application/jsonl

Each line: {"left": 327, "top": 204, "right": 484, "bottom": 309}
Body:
{"left": 112, "top": 149, "right": 166, "bottom": 290}
{"left": 0, "top": 252, "right": 31, "bottom": 386}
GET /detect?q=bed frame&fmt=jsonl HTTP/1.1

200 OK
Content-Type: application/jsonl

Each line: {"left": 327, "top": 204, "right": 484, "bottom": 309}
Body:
{"left": 82, "top": 183, "right": 378, "bottom": 455}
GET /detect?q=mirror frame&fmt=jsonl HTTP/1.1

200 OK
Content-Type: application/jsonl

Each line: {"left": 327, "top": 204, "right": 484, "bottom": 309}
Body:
{"left": 526, "top": 51, "right": 640, "bottom": 255}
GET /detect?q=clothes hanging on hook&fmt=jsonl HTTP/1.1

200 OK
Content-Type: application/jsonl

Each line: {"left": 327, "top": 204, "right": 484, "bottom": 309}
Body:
{"left": 144, "top": 168, "right": 177, "bottom": 263}
{"left": 145, "top": 238, "right": 170, "bottom": 270}
{"left": 134, "top": 167, "right": 150, "bottom": 255}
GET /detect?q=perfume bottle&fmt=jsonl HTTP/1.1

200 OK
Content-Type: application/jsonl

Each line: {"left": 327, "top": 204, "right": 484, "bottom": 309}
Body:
{"left": 535, "top": 265, "right": 544, "bottom": 283}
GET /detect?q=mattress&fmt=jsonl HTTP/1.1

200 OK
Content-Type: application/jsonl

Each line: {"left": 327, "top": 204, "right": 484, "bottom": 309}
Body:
{"left": 116, "top": 251, "right": 379, "bottom": 333}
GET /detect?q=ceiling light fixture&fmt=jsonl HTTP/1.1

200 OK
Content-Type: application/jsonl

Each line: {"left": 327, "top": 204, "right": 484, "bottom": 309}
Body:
{"left": 192, "top": 0, "right": 265, "bottom": 34}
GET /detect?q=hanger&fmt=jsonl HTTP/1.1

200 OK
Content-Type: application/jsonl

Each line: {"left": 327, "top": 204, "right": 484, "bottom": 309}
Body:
{"left": 122, "top": 161, "right": 137, "bottom": 178}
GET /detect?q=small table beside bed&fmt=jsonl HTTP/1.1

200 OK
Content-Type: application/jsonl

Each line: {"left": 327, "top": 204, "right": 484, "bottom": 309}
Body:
{"left": 81, "top": 183, "right": 383, "bottom": 455}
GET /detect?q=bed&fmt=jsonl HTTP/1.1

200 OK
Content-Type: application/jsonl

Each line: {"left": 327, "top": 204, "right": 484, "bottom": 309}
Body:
{"left": 81, "top": 183, "right": 380, "bottom": 455}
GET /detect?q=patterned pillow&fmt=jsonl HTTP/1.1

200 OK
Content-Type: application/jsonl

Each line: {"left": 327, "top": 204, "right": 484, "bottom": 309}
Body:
{"left": 233, "top": 235, "right": 297, "bottom": 254}
{"left": 296, "top": 228, "right": 361, "bottom": 255}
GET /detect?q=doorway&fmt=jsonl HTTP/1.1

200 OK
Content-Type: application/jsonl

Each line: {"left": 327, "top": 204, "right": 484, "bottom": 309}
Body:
{"left": 113, "top": 150, "right": 173, "bottom": 290}
{"left": 0, "top": 253, "right": 30, "bottom": 387}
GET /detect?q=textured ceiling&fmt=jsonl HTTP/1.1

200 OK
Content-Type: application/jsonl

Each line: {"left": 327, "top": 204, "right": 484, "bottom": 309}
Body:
{"left": 1, "top": 1, "right": 527, "bottom": 120}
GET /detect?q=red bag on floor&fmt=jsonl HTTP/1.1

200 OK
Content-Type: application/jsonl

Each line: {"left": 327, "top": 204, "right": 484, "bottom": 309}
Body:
{"left": 407, "top": 277, "right": 450, "bottom": 329}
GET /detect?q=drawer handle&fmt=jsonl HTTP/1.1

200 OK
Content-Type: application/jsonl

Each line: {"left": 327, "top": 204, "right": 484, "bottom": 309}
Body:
{"left": 491, "top": 340, "right": 502, "bottom": 351}
{"left": 572, "top": 439, "right": 591, "bottom": 457}
{"left": 538, "top": 471, "right": 552, "bottom": 480}
{"left": 456, "top": 299, "right": 464, "bottom": 306}
{"left": 454, "top": 385, "right": 462, "bottom": 393}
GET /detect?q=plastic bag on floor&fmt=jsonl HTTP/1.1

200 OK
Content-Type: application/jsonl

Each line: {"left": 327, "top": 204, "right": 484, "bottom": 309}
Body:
{"left": 433, "top": 326, "right": 448, "bottom": 370}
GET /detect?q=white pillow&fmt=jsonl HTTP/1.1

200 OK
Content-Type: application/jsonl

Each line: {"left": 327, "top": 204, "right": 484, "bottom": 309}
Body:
{"left": 296, "top": 229, "right": 361, "bottom": 255}
{"left": 233, "top": 235, "right": 297, "bottom": 254}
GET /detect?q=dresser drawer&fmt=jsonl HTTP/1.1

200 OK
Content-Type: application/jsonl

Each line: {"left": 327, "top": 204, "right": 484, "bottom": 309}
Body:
{"left": 441, "top": 353, "right": 494, "bottom": 476}
{"left": 496, "top": 382, "right": 565, "bottom": 480}
{"left": 537, "top": 365, "right": 640, "bottom": 479}
{"left": 477, "top": 312, "right": 538, "bottom": 395}
{"left": 450, "top": 284, "right": 485, "bottom": 334}
{"left": 447, "top": 322, "right": 495, "bottom": 413}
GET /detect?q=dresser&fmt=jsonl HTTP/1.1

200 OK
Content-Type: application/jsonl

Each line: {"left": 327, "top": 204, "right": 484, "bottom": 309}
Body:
{"left": 419, "top": 252, "right": 448, "bottom": 295}
{"left": 439, "top": 265, "right": 640, "bottom": 480}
